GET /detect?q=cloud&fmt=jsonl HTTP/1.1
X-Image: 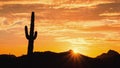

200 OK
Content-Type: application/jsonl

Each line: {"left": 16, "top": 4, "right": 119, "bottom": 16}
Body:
{"left": 95, "top": 3, "right": 120, "bottom": 13}
{"left": 0, "top": 4, "right": 46, "bottom": 15}
{"left": 0, "top": 1, "right": 120, "bottom": 42}
{"left": 36, "top": 23, "right": 80, "bottom": 37}
{"left": 0, "top": 0, "right": 54, "bottom": 5}
{"left": 61, "top": 0, "right": 112, "bottom": 4}
{"left": 84, "top": 25, "right": 120, "bottom": 32}
{"left": 55, "top": 37, "right": 91, "bottom": 45}
{"left": 0, "top": 0, "right": 46, "bottom": 3}
{"left": 99, "top": 12, "right": 120, "bottom": 17}
{"left": 0, "top": 2, "right": 120, "bottom": 21}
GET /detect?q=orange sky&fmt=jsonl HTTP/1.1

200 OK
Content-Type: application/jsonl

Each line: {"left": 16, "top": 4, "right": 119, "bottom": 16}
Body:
{"left": 0, "top": 0, "right": 120, "bottom": 57}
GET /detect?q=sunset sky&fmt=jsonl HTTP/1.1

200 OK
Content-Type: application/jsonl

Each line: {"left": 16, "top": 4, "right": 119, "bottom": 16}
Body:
{"left": 0, "top": 0, "right": 120, "bottom": 57}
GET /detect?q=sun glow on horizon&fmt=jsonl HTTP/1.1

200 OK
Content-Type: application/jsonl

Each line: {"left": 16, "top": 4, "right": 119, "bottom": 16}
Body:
{"left": 71, "top": 48, "right": 79, "bottom": 54}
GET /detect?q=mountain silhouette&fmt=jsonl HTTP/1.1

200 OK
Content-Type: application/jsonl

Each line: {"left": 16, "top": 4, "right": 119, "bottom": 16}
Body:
{"left": 96, "top": 50, "right": 120, "bottom": 59}
{"left": 0, "top": 50, "right": 120, "bottom": 68}
{"left": 96, "top": 50, "right": 120, "bottom": 68}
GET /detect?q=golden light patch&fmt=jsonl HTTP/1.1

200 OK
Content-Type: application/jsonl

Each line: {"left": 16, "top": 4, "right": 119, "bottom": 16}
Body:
{"left": 72, "top": 48, "right": 79, "bottom": 54}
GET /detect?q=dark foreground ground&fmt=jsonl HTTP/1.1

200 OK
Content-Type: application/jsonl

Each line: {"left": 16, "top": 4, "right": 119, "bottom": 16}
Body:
{"left": 0, "top": 50, "right": 120, "bottom": 68}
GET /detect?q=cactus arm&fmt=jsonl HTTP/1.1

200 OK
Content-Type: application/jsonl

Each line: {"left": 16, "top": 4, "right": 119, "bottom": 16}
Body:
{"left": 25, "top": 26, "right": 29, "bottom": 40}
{"left": 33, "top": 31, "right": 37, "bottom": 40}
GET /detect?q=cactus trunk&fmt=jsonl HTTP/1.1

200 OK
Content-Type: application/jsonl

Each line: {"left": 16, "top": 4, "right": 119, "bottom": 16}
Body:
{"left": 28, "top": 40, "right": 34, "bottom": 55}
{"left": 25, "top": 12, "right": 37, "bottom": 56}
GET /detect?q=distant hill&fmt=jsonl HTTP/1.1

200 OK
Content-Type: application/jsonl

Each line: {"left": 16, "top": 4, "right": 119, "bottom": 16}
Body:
{"left": 96, "top": 50, "right": 120, "bottom": 59}
{"left": 0, "top": 50, "right": 120, "bottom": 68}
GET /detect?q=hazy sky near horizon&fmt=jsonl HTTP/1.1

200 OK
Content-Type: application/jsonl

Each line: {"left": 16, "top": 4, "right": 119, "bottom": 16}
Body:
{"left": 0, "top": 0, "right": 120, "bottom": 57}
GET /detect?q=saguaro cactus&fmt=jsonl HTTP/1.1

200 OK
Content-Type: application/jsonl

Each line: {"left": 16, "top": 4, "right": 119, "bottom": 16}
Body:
{"left": 25, "top": 12, "right": 37, "bottom": 55}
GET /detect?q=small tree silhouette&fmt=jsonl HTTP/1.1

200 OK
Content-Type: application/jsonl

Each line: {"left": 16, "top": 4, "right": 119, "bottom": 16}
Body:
{"left": 25, "top": 12, "right": 37, "bottom": 55}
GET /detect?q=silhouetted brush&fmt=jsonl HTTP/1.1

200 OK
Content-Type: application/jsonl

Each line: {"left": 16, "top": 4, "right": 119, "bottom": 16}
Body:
{"left": 25, "top": 12, "right": 37, "bottom": 56}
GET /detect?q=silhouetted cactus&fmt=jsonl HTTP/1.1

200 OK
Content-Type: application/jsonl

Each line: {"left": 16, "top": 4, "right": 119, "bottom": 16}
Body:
{"left": 25, "top": 12, "right": 37, "bottom": 55}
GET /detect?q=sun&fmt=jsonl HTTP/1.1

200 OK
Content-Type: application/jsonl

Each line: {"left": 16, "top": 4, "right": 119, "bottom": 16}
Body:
{"left": 72, "top": 48, "right": 79, "bottom": 54}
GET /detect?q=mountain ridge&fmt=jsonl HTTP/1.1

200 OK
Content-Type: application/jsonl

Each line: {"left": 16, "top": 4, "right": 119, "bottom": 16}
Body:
{"left": 96, "top": 49, "right": 120, "bottom": 59}
{"left": 0, "top": 49, "right": 120, "bottom": 68}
